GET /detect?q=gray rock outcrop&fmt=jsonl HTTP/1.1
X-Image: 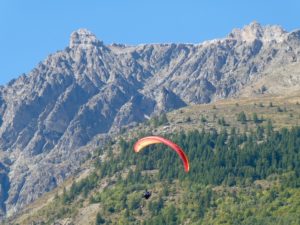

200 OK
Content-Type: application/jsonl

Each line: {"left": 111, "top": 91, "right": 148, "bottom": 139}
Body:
{"left": 1, "top": 22, "right": 300, "bottom": 219}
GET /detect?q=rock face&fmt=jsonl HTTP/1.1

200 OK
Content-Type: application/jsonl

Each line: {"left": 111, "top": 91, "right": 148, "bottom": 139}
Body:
{"left": 1, "top": 22, "right": 300, "bottom": 219}
{"left": 0, "top": 162, "right": 9, "bottom": 219}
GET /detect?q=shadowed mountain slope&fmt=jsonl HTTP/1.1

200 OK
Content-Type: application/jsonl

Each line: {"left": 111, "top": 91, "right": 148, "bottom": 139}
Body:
{"left": 1, "top": 22, "right": 300, "bottom": 218}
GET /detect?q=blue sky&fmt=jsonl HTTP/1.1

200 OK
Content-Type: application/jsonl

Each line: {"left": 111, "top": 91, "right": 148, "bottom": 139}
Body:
{"left": 0, "top": 0, "right": 300, "bottom": 84}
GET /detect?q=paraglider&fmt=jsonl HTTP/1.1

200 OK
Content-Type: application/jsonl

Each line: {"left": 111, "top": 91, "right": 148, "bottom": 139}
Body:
{"left": 143, "top": 190, "right": 152, "bottom": 199}
{"left": 134, "top": 136, "right": 189, "bottom": 200}
{"left": 133, "top": 136, "right": 190, "bottom": 172}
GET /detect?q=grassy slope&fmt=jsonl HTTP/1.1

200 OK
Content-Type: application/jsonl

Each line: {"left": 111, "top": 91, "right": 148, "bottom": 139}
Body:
{"left": 9, "top": 94, "right": 300, "bottom": 225}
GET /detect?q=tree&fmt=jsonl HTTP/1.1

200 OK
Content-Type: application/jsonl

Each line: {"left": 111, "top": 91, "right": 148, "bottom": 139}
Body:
{"left": 213, "top": 113, "right": 217, "bottom": 121}
{"left": 150, "top": 113, "right": 169, "bottom": 127}
{"left": 151, "top": 116, "right": 160, "bottom": 127}
{"left": 163, "top": 204, "right": 178, "bottom": 225}
{"left": 159, "top": 113, "right": 169, "bottom": 125}
{"left": 95, "top": 212, "right": 105, "bottom": 224}
{"left": 256, "top": 126, "right": 264, "bottom": 140}
{"left": 266, "top": 119, "right": 273, "bottom": 136}
{"left": 277, "top": 106, "right": 283, "bottom": 112}
{"left": 237, "top": 111, "right": 247, "bottom": 124}
{"left": 149, "top": 196, "right": 164, "bottom": 215}
{"left": 253, "top": 113, "right": 259, "bottom": 124}
{"left": 62, "top": 187, "right": 70, "bottom": 204}
{"left": 259, "top": 85, "right": 267, "bottom": 93}
{"left": 201, "top": 115, "right": 207, "bottom": 123}
{"left": 218, "top": 117, "right": 226, "bottom": 126}
{"left": 128, "top": 195, "right": 140, "bottom": 210}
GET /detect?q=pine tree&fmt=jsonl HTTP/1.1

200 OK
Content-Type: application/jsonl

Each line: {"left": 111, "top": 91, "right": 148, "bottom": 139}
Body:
{"left": 159, "top": 113, "right": 169, "bottom": 125}
{"left": 237, "top": 111, "right": 247, "bottom": 124}
{"left": 95, "top": 212, "right": 105, "bottom": 224}
{"left": 253, "top": 112, "right": 259, "bottom": 124}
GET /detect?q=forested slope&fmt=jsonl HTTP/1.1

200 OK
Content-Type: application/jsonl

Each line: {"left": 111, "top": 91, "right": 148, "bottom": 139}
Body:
{"left": 12, "top": 118, "right": 300, "bottom": 225}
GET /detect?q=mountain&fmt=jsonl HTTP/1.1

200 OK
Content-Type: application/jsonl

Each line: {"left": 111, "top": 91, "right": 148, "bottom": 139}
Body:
{"left": 1, "top": 21, "right": 300, "bottom": 219}
{"left": 9, "top": 95, "right": 300, "bottom": 224}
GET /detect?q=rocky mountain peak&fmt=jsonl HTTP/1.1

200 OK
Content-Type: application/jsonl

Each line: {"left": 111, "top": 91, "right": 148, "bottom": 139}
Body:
{"left": 1, "top": 22, "right": 300, "bottom": 221}
{"left": 69, "top": 28, "right": 103, "bottom": 49}
{"left": 229, "top": 21, "right": 286, "bottom": 43}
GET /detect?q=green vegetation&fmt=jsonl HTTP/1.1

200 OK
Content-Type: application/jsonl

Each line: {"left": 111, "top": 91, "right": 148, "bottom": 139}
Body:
{"left": 185, "top": 116, "right": 192, "bottom": 123}
{"left": 252, "top": 112, "right": 259, "bottom": 123}
{"left": 217, "top": 117, "right": 227, "bottom": 126}
{"left": 237, "top": 111, "right": 247, "bottom": 124}
{"left": 12, "top": 96, "right": 300, "bottom": 224}
{"left": 200, "top": 115, "right": 207, "bottom": 123}
{"left": 15, "top": 122, "right": 300, "bottom": 224}
{"left": 96, "top": 212, "right": 105, "bottom": 224}
{"left": 148, "top": 113, "right": 169, "bottom": 127}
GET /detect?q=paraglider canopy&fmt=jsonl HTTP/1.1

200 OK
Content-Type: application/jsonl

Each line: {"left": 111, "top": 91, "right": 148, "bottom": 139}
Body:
{"left": 133, "top": 136, "right": 190, "bottom": 172}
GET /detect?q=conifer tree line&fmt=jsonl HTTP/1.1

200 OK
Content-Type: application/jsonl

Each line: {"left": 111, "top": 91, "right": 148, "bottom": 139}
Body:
{"left": 96, "top": 124, "right": 300, "bottom": 188}
{"left": 55, "top": 123, "right": 300, "bottom": 225}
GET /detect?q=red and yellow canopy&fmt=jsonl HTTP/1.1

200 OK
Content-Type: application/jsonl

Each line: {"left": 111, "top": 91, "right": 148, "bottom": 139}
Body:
{"left": 133, "top": 136, "right": 190, "bottom": 172}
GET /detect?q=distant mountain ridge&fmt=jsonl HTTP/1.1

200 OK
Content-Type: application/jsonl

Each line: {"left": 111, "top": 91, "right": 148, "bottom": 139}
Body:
{"left": 1, "top": 21, "right": 300, "bottom": 219}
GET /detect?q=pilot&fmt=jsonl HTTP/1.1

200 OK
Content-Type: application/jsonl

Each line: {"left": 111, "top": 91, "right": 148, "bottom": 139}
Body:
{"left": 143, "top": 190, "right": 151, "bottom": 199}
